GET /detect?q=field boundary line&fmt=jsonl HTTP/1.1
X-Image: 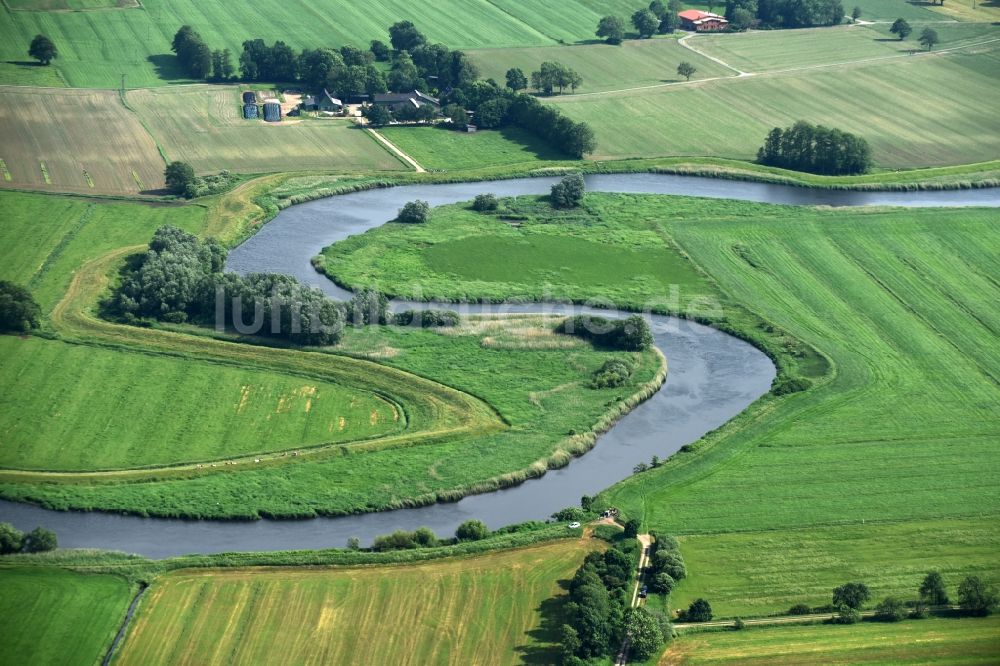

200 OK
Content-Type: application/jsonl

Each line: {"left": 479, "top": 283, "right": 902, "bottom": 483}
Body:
{"left": 679, "top": 34, "right": 749, "bottom": 76}
{"left": 366, "top": 127, "right": 426, "bottom": 173}
{"left": 552, "top": 36, "right": 1000, "bottom": 99}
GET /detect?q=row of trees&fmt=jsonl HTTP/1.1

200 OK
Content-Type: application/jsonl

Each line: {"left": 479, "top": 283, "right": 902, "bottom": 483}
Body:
{"left": 530, "top": 61, "right": 583, "bottom": 95}
{"left": 828, "top": 572, "right": 998, "bottom": 624}
{"left": 725, "top": 0, "right": 843, "bottom": 30}
{"left": 170, "top": 26, "right": 228, "bottom": 80}
{"left": 559, "top": 545, "right": 671, "bottom": 663}
{"left": 0, "top": 522, "right": 58, "bottom": 554}
{"left": 757, "top": 121, "right": 872, "bottom": 175}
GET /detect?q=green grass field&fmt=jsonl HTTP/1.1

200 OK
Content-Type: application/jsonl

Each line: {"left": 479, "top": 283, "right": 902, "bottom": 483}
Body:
{"left": 550, "top": 41, "right": 1000, "bottom": 167}
{"left": 320, "top": 194, "right": 712, "bottom": 307}
{"left": 664, "top": 518, "right": 999, "bottom": 618}
{"left": 7, "top": 0, "right": 138, "bottom": 9}
{"left": 468, "top": 37, "right": 733, "bottom": 93}
{"left": 318, "top": 191, "right": 1000, "bottom": 614}
{"left": 0, "top": 0, "right": 643, "bottom": 89}
{"left": 127, "top": 86, "right": 405, "bottom": 175}
{"left": 115, "top": 540, "right": 597, "bottom": 665}
{"left": 377, "top": 126, "right": 572, "bottom": 171}
{"left": 0, "top": 566, "right": 133, "bottom": 666}
{"left": 662, "top": 616, "right": 1000, "bottom": 665}
{"left": 0, "top": 87, "right": 166, "bottom": 195}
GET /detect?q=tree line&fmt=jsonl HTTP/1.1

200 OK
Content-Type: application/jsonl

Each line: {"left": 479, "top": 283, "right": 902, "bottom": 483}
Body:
{"left": 726, "top": 0, "right": 843, "bottom": 30}
{"left": 0, "top": 522, "right": 57, "bottom": 554}
{"left": 757, "top": 121, "right": 872, "bottom": 175}
{"left": 557, "top": 314, "right": 654, "bottom": 351}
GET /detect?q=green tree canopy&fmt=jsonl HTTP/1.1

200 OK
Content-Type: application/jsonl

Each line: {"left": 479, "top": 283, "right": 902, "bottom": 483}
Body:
{"left": 625, "top": 607, "right": 666, "bottom": 660}
{"left": 28, "top": 34, "right": 57, "bottom": 65}
{"left": 455, "top": 519, "right": 489, "bottom": 541}
{"left": 919, "top": 27, "right": 939, "bottom": 50}
{"left": 677, "top": 61, "right": 697, "bottom": 81}
{"left": 833, "top": 582, "right": 871, "bottom": 610}
{"left": 890, "top": 18, "right": 912, "bottom": 40}
{"left": 22, "top": 526, "right": 57, "bottom": 553}
{"left": 632, "top": 9, "right": 660, "bottom": 37}
{"left": 919, "top": 571, "right": 949, "bottom": 605}
{"left": 0, "top": 281, "right": 41, "bottom": 333}
{"left": 958, "top": 576, "right": 998, "bottom": 616}
{"left": 597, "top": 16, "right": 626, "bottom": 44}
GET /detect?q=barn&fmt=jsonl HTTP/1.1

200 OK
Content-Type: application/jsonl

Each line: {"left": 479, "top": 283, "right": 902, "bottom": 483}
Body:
{"left": 679, "top": 9, "right": 729, "bottom": 31}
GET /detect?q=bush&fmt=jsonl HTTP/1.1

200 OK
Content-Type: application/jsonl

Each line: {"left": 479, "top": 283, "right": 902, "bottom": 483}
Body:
{"left": 396, "top": 200, "right": 430, "bottom": 224}
{"left": 550, "top": 173, "right": 586, "bottom": 208}
{"left": 772, "top": 376, "right": 812, "bottom": 396}
{"left": 685, "top": 598, "right": 713, "bottom": 622}
{"left": 958, "top": 576, "right": 999, "bottom": 616}
{"left": 590, "top": 358, "right": 634, "bottom": 389}
{"left": 0, "top": 281, "right": 41, "bottom": 333}
{"left": 832, "top": 605, "right": 861, "bottom": 624}
{"left": 472, "top": 193, "right": 499, "bottom": 212}
{"left": 22, "top": 527, "right": 57, "bottom": 553}
{"left": 733, "top": 617, "right": 745, "bottom": 630}
{"left": 394, "top": 309, "right": 460, "bottom": 328}
{"left": 455, "top": 519, "right": 489, "bottom": 542}
{"left": 345, "top": 289, "right": 390, "bottom": 325}
{"left": 788, "top": 603, "right": 812, "bottom": 615}
{"left": 874, "top": 596, "right": 906, "bottom": 622}
{"left": 552, "top": 507, "right": 587, "bottom": 522}
{"left": 910, "top": 601, "right": 930, "bottom": 619}
{"left": 371, "top": 526, "right": 438, "bottom": 551}
{"left": 0, "top": 522, "right": 24, "bottom": 554}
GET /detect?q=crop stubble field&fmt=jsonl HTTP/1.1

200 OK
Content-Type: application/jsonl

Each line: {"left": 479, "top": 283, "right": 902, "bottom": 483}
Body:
{"left": 115, "top": 540, "right": 597, "bottom": 666}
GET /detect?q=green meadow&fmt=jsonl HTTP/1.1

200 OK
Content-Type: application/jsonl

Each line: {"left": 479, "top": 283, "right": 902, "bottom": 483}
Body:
{"left": 550, "top": 42, "right": 1000, "bottom": 167}
{"left": 377, "top": 126, "right": 572, "bottom": 171}
{"left": 0, "top": 567, "right": 133, "bottom": 666}
{"left": 662, "top": 616, "right": 1000, "bottom": 665}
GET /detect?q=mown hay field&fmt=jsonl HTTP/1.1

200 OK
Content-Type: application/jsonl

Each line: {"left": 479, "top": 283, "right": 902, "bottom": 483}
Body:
{"left": 0, "top": 87, "right": 165, "bottom": 194}
{"left": 550, "top": 43, "right": 1000, "bottom": 167}
{"left": 661, "top": 616, "right": 1000, "bottom": 665}
{"left": 127, "top": 86, "right": 406, "bottom": 175}
{"left": 115, "top": 540, "right": 596, "bottom": 666}
{"left": 0, "top": 566, "right": 133, "bottom": 666}
{"left": 468, "top": 37, "right": 733, "bottom": 94}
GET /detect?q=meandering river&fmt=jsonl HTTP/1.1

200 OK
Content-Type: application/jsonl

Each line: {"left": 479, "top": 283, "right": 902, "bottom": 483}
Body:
{"left": 3, "top": 174, "right": 997, "bottom": 558}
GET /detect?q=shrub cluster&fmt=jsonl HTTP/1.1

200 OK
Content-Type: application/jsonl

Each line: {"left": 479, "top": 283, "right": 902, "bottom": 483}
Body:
{"left": 0, "top": 522, "right": 57, "bottom": 554}
{"left": 0, "top": 281, "right": 41, "bottom": 333}
{"left": 757, "top": 121, "right": 872, "bottom": 176}
{"left": 550, "top": 173, "right": 586, "bottom": 209}
{"left": 647, "top": 531, "right": 686, "bottom": 595}
{"left": 557, "top": 314, "right": 653, "bottom": 351}
{"left": 394, "top": 309, "right": 460, "bottom": 328}
{"left": 472, "top": 193, "right": 499, "bottom": 212}
{"left": 395, "top": 200, "right": 430, "bottom": 224}
{"left": 590, "top": 358, "right": 635, "bottom": 389}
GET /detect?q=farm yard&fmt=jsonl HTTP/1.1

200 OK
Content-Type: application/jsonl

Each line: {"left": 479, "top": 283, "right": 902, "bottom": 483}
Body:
{"left": 0, "top": 567, "right": 134, "bottom": 666}
{"left": 127, "top": 86, "right": 406, "bottom": 175}
{"left": 0, "top": 87, "right": 165, "bottom": 194}
{"left": 661, "top": 616, "right": 1000, "bottom": 665}
{"left": 114, "top": 540, "right": 597, "bottom": 666}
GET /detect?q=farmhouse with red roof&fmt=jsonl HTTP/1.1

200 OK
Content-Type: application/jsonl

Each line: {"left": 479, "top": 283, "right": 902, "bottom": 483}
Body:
{"left": 679, "top": 9, "right": 729, "bottom": 31}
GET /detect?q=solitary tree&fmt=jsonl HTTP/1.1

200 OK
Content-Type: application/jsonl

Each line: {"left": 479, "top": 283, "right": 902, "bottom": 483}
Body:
{"left": 550, "top": 173, "right": 586, "bottom": 208}
{"left": 851, "top": 6, "right": 862, "bottom": 22}
{"left": 28, "top": 34, "right": 57, "bottom": 65}
{"left": 685, "top": 598, "right": 713, "bottom": 622}
{"left": 832, "top": 582, "right": 871, "bottom": 610}
{"left": 677, "top": 61, "right": 697, "bottom": 81}
{"left": 958, "top": 576, "right": 998, "bottom": 616}
{"left": 597, "top": 16, "right": 626, "bottom": 44}
{"left": 396, "top": 200, "right": 430, "bottom": 224}
{"left": 919, "top": 571, "right": 949, "bottom": 605}
{"left": 22, "top": 526, "right": 57, "bottom": 553}
{"left": 890, "top": 18, "right": 912, "bottom": 40}
{"left": 919, "top": 27, "right": 939, "bottom": 50}
{"left": 0, "top": 281, "right": 41, "bottom": 333}
{"left": 505, "top": 67, "right": 527, "bottom": 91}
{"left": 164, "top": 161, "right": 196, "bottom": 197}
{"left": 632, "top": 9, "right": 660, "bottom": 38}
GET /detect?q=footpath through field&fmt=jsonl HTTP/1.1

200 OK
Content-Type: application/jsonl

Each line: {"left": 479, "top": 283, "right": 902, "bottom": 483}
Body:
{"left": 366, "top": 126, "right": 426, "bottom": 172}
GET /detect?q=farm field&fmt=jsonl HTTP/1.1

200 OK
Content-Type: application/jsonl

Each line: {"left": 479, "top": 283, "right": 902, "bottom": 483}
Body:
{"left": 661, "top": 616, "right": 1000, "bottom": 665}
{"left": 115, "top": 540, "right": 597, "bottom": 665}
{"left": 831, "top": 0, "right": 943, "bottom": 20}
{"left": 318, "top": 192, "right": 1000, "bottom": 614}
{"left": 0, "top": 336, "right": 402, "bottom": 471}
{"left": 6, "top": 0, "right": 138, "bottom": 9}
{"left": 664, "top": 517, "right": 1000, "bottom": 618}
{"left": 550, "top": 43, "right": 1000, "bottom": 166}
{"left": 0, "top": 566, "right": 133, "bottom": 666}
{"left": 377, "top": 126, "right": 573, "bottom": 171}
{"left": 127, "top": 86, "right": 405, "bottom": 175}
{"left": 468, "top": 37, "right": 733, "bottom": 93}
{"left": 320, "top": 194, "right": 712, "bottom": 307}
{"left": 0, "top": 87, "right": 165, "bottom": 195}
{"left": 0, "top": 0, "right": 643, "bottom": 89}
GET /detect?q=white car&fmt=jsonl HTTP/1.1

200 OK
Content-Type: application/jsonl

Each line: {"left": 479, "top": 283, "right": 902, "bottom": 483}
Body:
{"left": 568, "top": 522, "right": 581, "bottom": 529}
